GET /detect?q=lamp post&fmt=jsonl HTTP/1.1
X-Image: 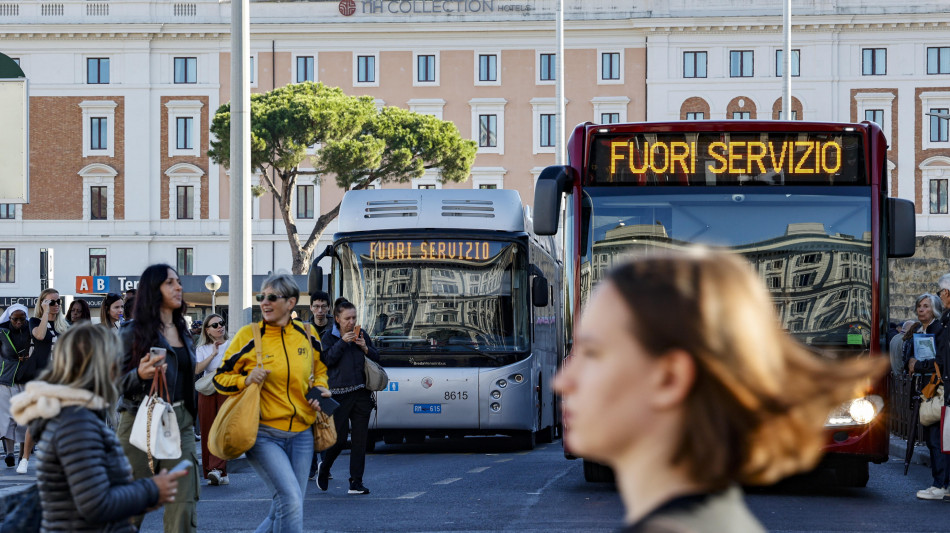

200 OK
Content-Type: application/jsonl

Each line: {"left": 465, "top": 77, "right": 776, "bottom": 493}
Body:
{"left": 205, "top": 275, "right": 222, "bottom": 316}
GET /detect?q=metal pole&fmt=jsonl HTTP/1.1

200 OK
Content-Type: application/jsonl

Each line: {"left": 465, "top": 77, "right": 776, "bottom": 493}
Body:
{"left": 555, "top": 0, "right": 565, "bottom": 166}
{"left": 782, "top": 0, "right": 792, "bottom": 120}
{"left": 229, "top": 0, "right": 252, "bottom": 334}
{"left": 211, "top": 290, "right": 216, "bottom": 316}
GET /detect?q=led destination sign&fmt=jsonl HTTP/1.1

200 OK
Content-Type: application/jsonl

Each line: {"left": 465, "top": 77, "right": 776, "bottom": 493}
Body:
{"left": 590, "top": 131, "right": 866, "bottom": 185}
{"left": 366, "top": 240, "right": 500, "bottom": 262}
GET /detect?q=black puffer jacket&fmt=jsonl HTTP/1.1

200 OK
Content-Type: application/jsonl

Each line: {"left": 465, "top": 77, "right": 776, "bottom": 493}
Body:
{"left": 30, "top": 405, "right": 159, "bottom": 532}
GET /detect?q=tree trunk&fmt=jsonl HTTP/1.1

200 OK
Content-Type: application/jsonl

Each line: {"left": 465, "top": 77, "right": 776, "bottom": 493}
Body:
{"left": 286, "top": 201, "right": 342, "bottom": 275}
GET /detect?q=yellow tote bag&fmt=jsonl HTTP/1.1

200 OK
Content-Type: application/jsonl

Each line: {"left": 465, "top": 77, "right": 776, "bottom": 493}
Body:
{"left": 208, "top": 323, "right": 264, "bottom": 460}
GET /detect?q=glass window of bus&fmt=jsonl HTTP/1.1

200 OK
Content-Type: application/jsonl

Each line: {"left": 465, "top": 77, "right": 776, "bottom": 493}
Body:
{"left": 334, "top": 239, "right": 530, "bottom": 367}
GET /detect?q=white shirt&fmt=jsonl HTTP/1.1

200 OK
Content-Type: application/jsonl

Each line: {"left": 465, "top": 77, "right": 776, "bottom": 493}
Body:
{"left": 195, "top": 338, "right": 230, "bottom": 377}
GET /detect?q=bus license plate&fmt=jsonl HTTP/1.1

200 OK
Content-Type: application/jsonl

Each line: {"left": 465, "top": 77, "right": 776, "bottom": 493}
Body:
{"left": 413, "top": 403, "right": 442, "bottom": 414}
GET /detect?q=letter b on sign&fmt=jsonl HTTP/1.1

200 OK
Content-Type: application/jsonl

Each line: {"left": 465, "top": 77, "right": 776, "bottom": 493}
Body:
{"left": 93, "top": 276, "right": 108, "bottom": 293}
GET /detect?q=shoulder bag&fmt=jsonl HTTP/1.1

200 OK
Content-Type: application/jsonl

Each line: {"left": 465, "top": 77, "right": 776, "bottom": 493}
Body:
{"left": 129, "top": 365, "right": 181, "bottom": 473}
{"left": 920, "top": 362, "right": 944, "bottom": 426}
{"left": 195, "top": 372, "right": 217, "bottom": 396}
{"left": 208, "top": 323, "right": 264, "bottom": 460}
{"left": 304, "top": 324, "right": 337, "bottom": 452}
{"left": 364, "top": 338, "right": 389, "bottom": 392}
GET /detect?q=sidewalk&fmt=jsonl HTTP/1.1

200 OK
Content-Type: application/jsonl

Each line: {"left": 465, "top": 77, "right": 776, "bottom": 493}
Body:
{"left": 888, "top": 434, "right": 930, "bottom": 467}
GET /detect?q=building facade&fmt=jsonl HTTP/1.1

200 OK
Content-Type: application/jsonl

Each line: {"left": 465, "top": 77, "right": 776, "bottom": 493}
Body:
{"left": 0, "top": 0, "right": 946, "bottom": 310}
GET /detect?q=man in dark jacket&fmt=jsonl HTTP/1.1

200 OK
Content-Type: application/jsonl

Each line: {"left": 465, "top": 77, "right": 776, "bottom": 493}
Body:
{"left": 317, "top": 300, "right": 380, "bottom": 495}
{"left": 0, "top": 304, "right": 31, "bottom": 467}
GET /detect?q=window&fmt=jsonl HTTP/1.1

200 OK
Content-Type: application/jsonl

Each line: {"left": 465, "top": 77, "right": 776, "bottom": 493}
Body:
{"left": 795, "top": 301, "right": 808, "bottom": 313}
{"left": 296, "top": 56, "right": 314, "bottom": 83}
{"left": 767, "top": 277, "right": 780, "bottom": 289}
{"left": 732, "top": 111, "right": 751, "bottom": 119}
{"left": 0, "top": 249, "right": 14, "bottom": 283}
{"left": 601, "top": 113, "right": 620, "bottom": 124}
{"left": 174, "top": 57, "right": 197, "bottom": 84}
{"left": 539, "top": 53, "right": 556, "bottom": 81}
{"left": 90, "top": 117, "right": 107, "bottom": 150}
{"left": 478, "top": 184, "right": 497, "bottom": 189}
{"left": 0, "top": 205, "right": 13, "bottom": 219}
{"left": 862, "top": 48, "right": 886, "bottom": 75}
{"left": 778, "top": 110, "right": 799, "bottom": 120}
{"left": 684, "top": 51, "right": 707, "bottom": 78}
{"left": 176, "top": 117, "right": 193, "bottom": 150}
{"left": 479, "top": 114, "right": 497, "bottom": 148}
{"left": 730, "top": 50, "right": 753, "bottom": 77}
{"left": 417, "top": 54, "right": 435, "bottom": 82}
{"left": 89, "top": 248, "right": 106, "bottom": 276}
{"left": 931, "top": 108, "right": 949, "bottom": 142}
{"left": 685, "top": 112, "right": 705, "bottom": 120}
{"left": 865, "top": 109, "right": 884, "bottom": 128}
{"left": 928, "top": 47, "right": 950, "bottom": 75}
{"left": 601, "top": 52, "right": 620, "bottom": 80}
{"left": 775, "top": 49, "right": 800, "bottom": 77}
{"left": 296, "top": 185, "right": 314, "bottom": 219}
{"left": 417, "top": 184, "right": 436, "bottom": 190}
{"left": 176, "top": 248, "right": 194, "bottom": 276}
{"left": 931, "top": 179, "right": 948, "bottom": 214}
{"left": 539, "top": 114, "right": 556, "bottom": 147}
{"left": 357, "top": 55, "right": 375, "bottom": 83}
{"left": 177, "top": 186, "right": 194, "bottom": 219}
{"left": 86, "top": 58, "right": 109, "bottom": 84}
{"left": 794, "top": 272, "right": 817, "bottom": 287}
{"left": 90, "top": 186, "right": 107, "bottom": 220}
{"left": 479, "top": 54, "right": 497, "bottom": 82}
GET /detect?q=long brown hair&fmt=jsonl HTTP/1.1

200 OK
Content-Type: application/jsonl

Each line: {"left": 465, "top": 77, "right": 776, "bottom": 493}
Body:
{"left": 606, "top": 250, "right": 887, "bottom": 489}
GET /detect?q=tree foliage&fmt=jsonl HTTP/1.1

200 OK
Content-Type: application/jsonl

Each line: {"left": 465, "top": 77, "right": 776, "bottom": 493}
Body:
{"left": 209, "top": 82, "right": 477, "bottom": 273}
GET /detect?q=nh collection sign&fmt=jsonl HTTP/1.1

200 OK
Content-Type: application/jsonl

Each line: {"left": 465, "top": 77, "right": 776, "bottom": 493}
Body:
{"left": 344, "top": 0, "right": 535, "bottom": 15}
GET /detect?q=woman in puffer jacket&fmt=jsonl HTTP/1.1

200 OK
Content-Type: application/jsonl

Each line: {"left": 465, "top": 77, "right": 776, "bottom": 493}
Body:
{"left": 11, "top": 323, "right": 186, "bottom": 532}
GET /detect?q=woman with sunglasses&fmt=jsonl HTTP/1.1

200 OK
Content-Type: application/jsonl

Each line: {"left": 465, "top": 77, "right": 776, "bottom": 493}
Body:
{"left": 100, "top": 293, "right": 125, "bottom": 331}
{"left": 214, "top": 273, "right": 329, "bottom": 533}
{"left": 194, "top": 313, "right": 230, "bottom": 486}
{"left": 116, "top": 264, "right": 199, "bottom": 533}
{"left": 17, "top": 288, "right": 71, "bottom": 474}
{"left": 553, "top": 251, "right": 886, "bottom": 532}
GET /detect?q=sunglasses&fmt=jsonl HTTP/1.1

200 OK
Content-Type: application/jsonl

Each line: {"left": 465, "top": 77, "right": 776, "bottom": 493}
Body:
{"left": 46, "top": 299, "right": 62, "bottom": 306}
{"left": 255, "top": 293, "right": 287, "bottom": 303}
{"left": 207, "top": 321, "right": 224, "bottom": 329}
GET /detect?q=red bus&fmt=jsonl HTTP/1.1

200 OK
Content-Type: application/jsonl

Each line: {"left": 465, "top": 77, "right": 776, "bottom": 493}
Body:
{"left": 533, "top": 121, "right": 916, "bottom": 486}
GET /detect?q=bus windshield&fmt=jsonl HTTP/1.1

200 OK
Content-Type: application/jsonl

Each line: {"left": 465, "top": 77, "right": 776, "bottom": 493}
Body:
{"left": 334, "top": 239, "right": 530, "bottom": 367}
{"left": 580, "top": 186, "right": 872, "bottom": 353}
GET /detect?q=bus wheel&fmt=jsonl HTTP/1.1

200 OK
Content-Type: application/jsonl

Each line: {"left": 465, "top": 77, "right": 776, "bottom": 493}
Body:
{"left": 583, "top": 460, "right": 615, "bottom": 483}
{"left": 513, "top": 430, "right": 536, "bottom": 450}
{"left": 835, "top": 460, "right": 869, "bottom": 487}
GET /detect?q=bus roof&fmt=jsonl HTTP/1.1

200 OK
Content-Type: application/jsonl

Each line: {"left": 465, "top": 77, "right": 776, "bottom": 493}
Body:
{"left": 337, "top": 189, "right": 526, "bottom": 234}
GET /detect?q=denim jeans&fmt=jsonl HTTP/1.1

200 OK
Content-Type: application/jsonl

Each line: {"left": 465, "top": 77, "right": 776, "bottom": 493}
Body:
{"left": 245, "top": 424, "right": 313, "bottom": 533}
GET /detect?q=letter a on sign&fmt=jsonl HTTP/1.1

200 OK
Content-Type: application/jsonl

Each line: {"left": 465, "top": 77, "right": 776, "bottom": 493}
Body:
{"left": 76, "top": 276, "right": 92, "bottom": 294}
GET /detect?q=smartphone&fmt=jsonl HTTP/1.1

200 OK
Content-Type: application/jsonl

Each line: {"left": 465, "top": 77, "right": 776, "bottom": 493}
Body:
{"left": 353, "top": 325, "right": 361, "bottom": 337}
{"left": 149, "top": 347, "right": 167, "bottom": 365}
{"left": 168, "top": 459, "right": 191, "bottom": 474}
{"left": 306, "top": 388, "right": 340, "bottom": 416}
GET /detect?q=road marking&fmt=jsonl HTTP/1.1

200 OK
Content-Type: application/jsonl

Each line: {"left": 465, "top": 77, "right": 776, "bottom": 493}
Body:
{"left": 467, "top": 466, "right": 490, "bottom": 473}
{"left": 495, "top": 458, "right": 513, "bottom": 463}
{"left": 433, "top": 477, "right": 462, "bottom": 485}
{"left": 397, "top": 491, "right": 426, "bottom": 499}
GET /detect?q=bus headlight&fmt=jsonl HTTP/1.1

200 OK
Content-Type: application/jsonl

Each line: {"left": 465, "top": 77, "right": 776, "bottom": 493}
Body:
{"left": 826, "top": 395, "right": 883, "bottom": 426}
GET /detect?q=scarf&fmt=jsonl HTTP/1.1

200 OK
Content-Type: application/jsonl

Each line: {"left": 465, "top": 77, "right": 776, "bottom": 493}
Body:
{"left": 10, "top": 381, "right": 108, "bottom": 426}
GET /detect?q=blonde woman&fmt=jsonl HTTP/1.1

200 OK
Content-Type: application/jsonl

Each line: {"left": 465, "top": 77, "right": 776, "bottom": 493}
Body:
{"left": 11, "top": 323, "right": 186, "bottom": 532}
{"left": 194, "top": 313, "right": 230, "bottom": 485}
{"left": 554, "top": 250, "right": 886, "bottom": 532}
{"left": 17, "top": 288, "right": 70, "bottom": 473}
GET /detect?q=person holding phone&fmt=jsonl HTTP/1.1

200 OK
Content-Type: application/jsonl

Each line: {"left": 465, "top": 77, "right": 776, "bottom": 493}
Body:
{"left": 12, "top": 323, "right": 186, "bottom": 532}
{"left": 317, "top": 298, "right": 379, "bottom": 495}
{"left": 194, "top": 313, "right": 230, "bottom": 486}
{"left": 214, "top": 272, "right": 329, "bottom": 533}
{"left": 116, "top": 264, "right": 200, "bottom": 533}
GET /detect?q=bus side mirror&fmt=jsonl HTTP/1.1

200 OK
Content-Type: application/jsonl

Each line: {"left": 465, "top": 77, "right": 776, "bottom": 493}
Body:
{"left": 887, "top": 198, "right": 916, "bottom": 258}
{"left": 532, "top": 276, "right": 549, "bottom": 308}
{"left": 308, "top": 245, "right": 334, "bottom": 294}
{"left": 533, "top": 165, "right": 574, "bottom": 236}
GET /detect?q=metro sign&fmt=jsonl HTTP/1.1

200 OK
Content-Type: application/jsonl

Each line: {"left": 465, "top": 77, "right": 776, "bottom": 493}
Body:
{"left": 76, "top": 276, "right": 109, "bottom": 294}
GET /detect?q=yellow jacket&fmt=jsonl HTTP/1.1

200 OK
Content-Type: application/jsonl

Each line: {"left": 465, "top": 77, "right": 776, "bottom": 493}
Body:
{"left": 213, "top": 320, "right": 328, "bottom": 433}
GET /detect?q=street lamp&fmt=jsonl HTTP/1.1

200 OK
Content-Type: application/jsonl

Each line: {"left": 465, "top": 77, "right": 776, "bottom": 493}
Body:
{"left": 205, "top": 275, "right": 222, "bottom": 316}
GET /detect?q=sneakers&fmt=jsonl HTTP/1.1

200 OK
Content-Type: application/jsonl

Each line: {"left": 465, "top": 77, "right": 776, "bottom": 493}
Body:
{"left": 219, "top": 475, "right": 229, "bottom": 485}
{"left": 348, "top": 480, "right": 370, "bottom": 495}
{"left": 316, "top": 463, "right": 329, "bottom": 491}
{"left": 4, "top": 453, "right": 14, "bottom": 468}
{"left": 207, "top": 469, "right": 222, "bottom": 486}
{"left": 916, "top": 486, "right": 949, "bottom": 500}
{"left": 16, "top": 458, "right": 28, "bottom": 474}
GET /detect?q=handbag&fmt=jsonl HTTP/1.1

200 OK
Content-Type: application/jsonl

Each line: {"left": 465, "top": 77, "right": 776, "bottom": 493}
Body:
{"left": 129, "top": 366, "right": 181, "bottom": 473}
{"left": 208, "top": 323, "right": 264, "bottom": 460}
{"left": 304, "top": 324, "right": 337, "bottom": 451}
{"left": 364, "top": 356, "right": 389, "bottom": 392}
{"left": 195, "top": 372, "right": 217, "bottom": 396}
{"left": 921, "top": 384, "right": 945, "bottom": 426}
